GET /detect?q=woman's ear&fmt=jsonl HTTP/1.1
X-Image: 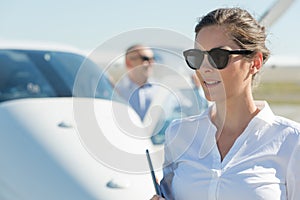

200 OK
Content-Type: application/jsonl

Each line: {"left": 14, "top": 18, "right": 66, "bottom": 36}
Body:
{"left": 250, "top": 52, "right": 263, "bottom": 74}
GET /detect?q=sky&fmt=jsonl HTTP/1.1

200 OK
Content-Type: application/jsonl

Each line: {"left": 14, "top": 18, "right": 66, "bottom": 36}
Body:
{"left": 1, "top": 0, "right": 300, "bottom": 61}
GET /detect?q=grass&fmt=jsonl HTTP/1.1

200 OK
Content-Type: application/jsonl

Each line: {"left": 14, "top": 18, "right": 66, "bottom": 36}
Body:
{"left": 253, "top": 81, "right": 300, "bottom": 105}
{"left": 251, "top": 67, "right": 300, "bottom": 122}
{"left": 252, "top": 67, "right": 300, "bottom": 105}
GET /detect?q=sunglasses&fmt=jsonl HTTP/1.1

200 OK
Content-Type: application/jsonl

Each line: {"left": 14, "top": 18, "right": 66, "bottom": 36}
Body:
{"left": 183, "top": 48, "right": 253, "bottom": 70}
{"left": 130, "top": 55, "right": 155, "bottom": 62}
{"left": 140, "top": 55, "right": 155, "bottom": 62}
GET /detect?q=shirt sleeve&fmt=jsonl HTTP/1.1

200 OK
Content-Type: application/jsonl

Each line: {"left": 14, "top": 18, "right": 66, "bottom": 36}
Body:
{"left": 159, "top": 121, "right": 178, "bottom": 200}
{"left": 286, "top": 128, "right": 300, "bottom": 200}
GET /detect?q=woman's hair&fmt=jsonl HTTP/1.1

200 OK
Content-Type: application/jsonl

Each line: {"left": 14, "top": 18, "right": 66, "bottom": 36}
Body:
{"left": 195, "top": 7, "right": 270, "bottom": 65}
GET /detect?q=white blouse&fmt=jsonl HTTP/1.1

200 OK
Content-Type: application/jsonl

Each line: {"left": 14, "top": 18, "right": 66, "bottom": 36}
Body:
{"left": 160, "top": 101, "right": 300, "bottom": 200}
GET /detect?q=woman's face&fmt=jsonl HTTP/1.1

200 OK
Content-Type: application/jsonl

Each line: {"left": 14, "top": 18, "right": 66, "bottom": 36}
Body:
{"left": 195, "top": 25, "right": 253, "bottom": 103}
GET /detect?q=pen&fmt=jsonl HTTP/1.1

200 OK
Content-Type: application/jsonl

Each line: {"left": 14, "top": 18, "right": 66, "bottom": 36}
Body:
{"left": 146, "top": 149, "right": 162, "bottom": 196}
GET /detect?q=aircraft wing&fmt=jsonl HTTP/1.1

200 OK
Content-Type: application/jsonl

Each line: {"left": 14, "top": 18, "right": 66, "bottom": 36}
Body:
{"left": 259, "top": 0, "right": 295, "bottom": 27}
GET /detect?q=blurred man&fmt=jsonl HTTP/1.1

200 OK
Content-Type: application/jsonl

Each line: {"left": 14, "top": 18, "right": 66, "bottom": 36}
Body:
{"left": 115, "top": 44, "right": 156, "bottom": 120}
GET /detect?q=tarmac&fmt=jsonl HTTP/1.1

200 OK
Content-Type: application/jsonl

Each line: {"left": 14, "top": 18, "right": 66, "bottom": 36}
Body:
{"left": 271, "top": 104, "right": 300, "bottom": 123}
{"left": 260, "top": 66, "right": 300, "bottom": 123}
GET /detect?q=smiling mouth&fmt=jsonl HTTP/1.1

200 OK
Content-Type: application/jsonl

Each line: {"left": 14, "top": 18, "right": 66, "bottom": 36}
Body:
{"left": 204, "top": 80, "right": 221, "bottom": 87}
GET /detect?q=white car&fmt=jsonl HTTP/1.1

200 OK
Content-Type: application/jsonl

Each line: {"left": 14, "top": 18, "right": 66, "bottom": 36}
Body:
{"left": 0, "top": 42, "right": 165, "bottom": 199}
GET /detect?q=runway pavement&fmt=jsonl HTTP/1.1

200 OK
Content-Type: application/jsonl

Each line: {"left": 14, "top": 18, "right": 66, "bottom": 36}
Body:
{"left": 270, "top": 104, "right": 300, "bottom": 123}
{"left": 259, "top": 66, "right": 300, "bottom": 123}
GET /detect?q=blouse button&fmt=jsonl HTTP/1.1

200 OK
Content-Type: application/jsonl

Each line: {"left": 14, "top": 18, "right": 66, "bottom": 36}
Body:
{"left": 212, "top": 169, "right": 221, "bottom": 178}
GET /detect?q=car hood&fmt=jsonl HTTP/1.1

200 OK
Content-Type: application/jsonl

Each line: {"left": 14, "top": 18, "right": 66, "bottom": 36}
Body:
{"left": 0, "top": 98, "right": 163, "bottom": 199}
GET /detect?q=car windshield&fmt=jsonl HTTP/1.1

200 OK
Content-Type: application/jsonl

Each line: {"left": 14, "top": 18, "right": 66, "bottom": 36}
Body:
{"left": 0, "top": 49, "right": 116, "bottom": 102}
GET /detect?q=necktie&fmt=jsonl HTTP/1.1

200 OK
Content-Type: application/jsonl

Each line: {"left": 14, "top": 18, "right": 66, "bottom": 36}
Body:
{"left": 129, "top": 84, "right": 152, "bottom": 120}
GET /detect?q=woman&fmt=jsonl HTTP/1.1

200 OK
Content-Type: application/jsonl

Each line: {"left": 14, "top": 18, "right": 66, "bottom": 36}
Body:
{"left": 151, "top": 7, "right": 300, "bottom": 200}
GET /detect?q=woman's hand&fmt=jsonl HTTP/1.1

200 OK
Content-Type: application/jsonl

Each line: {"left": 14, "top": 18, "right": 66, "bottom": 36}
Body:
{"left": 150, "top": 194, "right": 165, "bottom": 200}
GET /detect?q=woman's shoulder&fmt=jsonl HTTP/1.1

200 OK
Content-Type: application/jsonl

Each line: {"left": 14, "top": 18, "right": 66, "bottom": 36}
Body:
{"left": 168, "top": 111, "right": 208, "bottom": 130}
{"left": 273, "top": 115, "right": 300, "bottom": 135}
{"left": 164, "top": 110, "right": 210, "bottom": 142}
{"left": 258, "top": 101, "right": 300, "bottom": 136}
{"left": 163, "top": 113, "right": 207, "bottom": 161}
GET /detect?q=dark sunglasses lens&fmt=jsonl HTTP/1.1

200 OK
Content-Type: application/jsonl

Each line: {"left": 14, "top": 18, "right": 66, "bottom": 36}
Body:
{"left": 209, "top": 49, "right": 230, "bottom": 69}
{"left": 183, "top": 50, "right": 204, "bottom": 70}
{"left": 141, "top": 56, "right": 154, "bottom": 62}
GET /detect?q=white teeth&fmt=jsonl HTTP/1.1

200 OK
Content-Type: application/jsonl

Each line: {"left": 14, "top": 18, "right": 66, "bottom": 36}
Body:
{"left": 205, "top": 81, "right": 219, "bottom": 85}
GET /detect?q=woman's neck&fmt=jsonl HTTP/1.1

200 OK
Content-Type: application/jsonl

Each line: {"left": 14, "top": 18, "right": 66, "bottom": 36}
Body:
{"left": 211, "top": 95, "right": 259, "bottom": 133}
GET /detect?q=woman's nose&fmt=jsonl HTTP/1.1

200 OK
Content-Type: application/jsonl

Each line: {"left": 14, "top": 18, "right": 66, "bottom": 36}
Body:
{"left": 199, "top": 55, "right": 214, "bottom": 72}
